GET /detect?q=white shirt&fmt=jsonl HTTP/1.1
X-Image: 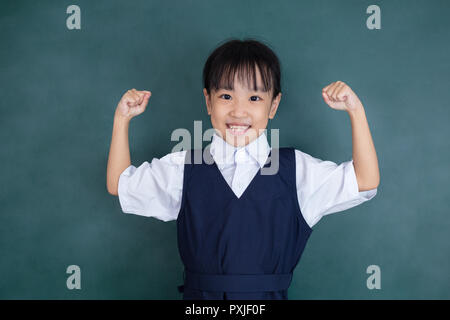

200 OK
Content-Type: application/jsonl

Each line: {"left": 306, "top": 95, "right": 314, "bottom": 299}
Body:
{"left": 117, "top": 132, "right": 377, "bottom": 228}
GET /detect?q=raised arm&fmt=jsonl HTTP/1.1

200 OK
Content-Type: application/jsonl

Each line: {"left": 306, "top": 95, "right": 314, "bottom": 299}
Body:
{"left": 347, "top": 105, "right": 380, "bottom": 191}
{"left": 322, "top": 81, "right": 380, "bottom": 191}
{"left": 106, "top": 89, "right": 151, "bottom": 195}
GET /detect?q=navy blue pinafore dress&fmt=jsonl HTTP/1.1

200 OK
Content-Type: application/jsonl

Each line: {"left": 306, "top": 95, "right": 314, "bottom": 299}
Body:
{"left": 176, "top": 147, "right": 312, "bottom": 299}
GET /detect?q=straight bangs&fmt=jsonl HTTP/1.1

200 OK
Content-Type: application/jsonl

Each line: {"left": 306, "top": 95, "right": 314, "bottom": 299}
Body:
{"left": 211, "top": 59, "right": 274, "bottom": 95}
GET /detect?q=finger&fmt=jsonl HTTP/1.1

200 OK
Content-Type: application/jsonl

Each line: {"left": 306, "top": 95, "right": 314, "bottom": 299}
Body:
{"left": 126, "top": 91, "right": 140, "bottom": 107}
{"left": 331, "top": 82, "right": 346, "bottom": 101}
{"left": 322, "top": 91, "right": 331, "bottom": 103}
{"left": 329, "top": 81, "right": 341, "bottom": 100}
{"left": 129, "top": 90, "right": 142, "bottom": 106}
{"left": 135, "top": 91, "right": 146, "bottom": 105}
{"left": 138, "top": 94, "right": 150, "bottom": 108}
{"left": 322, "top": 84, "right": 333, "bottom": 102}
{"left": 326, "top": 82, "right": 338, "bottom": 102}
{"left": 130, "top": 89, "right": 143, "bottom": 103}
{"left": 124, "top": 90, "right": 135, "bottom": 106}
{"left": 322, "top": 82, "right": 333, "bottom": 93}
{"left": 143, "top": 91, "right": 151, "bottom": 103}
{"left": 330, "top": 82, "right": 342, "bottom": 102}
{"left": 140, "top": 90, "right": 152, "bottom": 103}
{"left": 333, "top": 81, "right": 346, "bottom": 102}
{"left": 136, "top": 96, "right": 150, "bottom": 114}
{"left": 336, "top": 83, "right": 348, "bottom": 101}
{"left": 135, "top": 90, "right": 151, "bottom": 105}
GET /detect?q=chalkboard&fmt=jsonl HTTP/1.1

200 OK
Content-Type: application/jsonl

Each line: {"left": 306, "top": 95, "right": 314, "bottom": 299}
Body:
{"left": 1, "top": 0, "right": 449, "bottom": 299}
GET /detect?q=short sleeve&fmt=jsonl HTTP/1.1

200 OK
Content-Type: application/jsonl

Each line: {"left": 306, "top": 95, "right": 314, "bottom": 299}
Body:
{"left": 295, "top": 149, "right": 377, "bottom": 228}
{"left": 117, "top": 150, "right": 187, "bottom": 222}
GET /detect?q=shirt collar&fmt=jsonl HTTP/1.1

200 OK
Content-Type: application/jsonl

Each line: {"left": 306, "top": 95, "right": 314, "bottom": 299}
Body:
{"left": 209, "top": 131, "right": 271, "bottom": 169}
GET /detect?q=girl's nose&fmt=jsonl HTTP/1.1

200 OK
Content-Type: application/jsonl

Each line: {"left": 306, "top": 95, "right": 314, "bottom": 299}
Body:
{"left": 230, "top": 103, "right": 248, "bottom": 117}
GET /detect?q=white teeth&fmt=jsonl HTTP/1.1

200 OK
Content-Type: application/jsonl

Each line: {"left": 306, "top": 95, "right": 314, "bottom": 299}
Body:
{"left": 227, "top": 124, "right": 250, "bottom": 135}
{"left": 228, "top": 125, "right": 249, "bottom": 129}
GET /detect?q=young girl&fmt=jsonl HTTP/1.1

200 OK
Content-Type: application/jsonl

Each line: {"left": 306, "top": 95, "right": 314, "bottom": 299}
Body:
{"left": 106, "top": 38, "right": 380, "bottom": 300}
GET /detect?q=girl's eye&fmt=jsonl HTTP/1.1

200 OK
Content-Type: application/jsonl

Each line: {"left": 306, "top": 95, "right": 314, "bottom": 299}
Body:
{"left": 219, "top": 94, "right": 261, "bottom": 101}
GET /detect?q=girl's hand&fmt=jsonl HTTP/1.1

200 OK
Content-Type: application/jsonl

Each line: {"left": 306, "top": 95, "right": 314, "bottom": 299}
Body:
{"left": 115, "top": 88, "right": 151, "bottom": 120}
{"left": 322, "top": 81, "right": 363, "bottom": 112}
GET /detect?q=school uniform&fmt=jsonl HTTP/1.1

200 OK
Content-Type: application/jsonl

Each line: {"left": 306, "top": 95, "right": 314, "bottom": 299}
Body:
{"left": 118, "top": 132, "right": 377, "bottom": 299}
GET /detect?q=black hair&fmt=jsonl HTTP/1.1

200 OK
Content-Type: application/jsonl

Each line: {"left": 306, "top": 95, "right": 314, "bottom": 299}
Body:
{"left": 202, "top": 38, "right": 281, "bottom": 101}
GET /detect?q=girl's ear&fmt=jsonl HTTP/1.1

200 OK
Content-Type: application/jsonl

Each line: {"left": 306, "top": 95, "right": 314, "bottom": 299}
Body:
{"left": 269, "top": 92, "right": 282, "bottom": 119}
{"left": 203, "top": 88, "right": 212, "bottom": 115}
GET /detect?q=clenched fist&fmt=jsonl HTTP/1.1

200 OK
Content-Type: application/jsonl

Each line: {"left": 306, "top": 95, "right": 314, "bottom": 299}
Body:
{"left": 115, "top": 88, "right": 151, "bottom": 120}
{"left": 322, "top": 81, "right": 363, "bottom": 112}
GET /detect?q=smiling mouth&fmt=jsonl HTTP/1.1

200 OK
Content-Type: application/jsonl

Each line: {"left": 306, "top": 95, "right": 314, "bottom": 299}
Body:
{"left": 226, "top": 124, "right": 251, "bottom": 136}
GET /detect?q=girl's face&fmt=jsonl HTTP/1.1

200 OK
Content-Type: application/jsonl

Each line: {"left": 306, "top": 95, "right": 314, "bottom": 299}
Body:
{"left": 203, "top": 67, "right": 282, "bottom": 148}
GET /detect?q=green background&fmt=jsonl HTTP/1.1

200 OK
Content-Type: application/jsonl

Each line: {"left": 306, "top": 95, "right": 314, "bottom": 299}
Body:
{"left": 1, "top": 0, "right": 449, "bottom": 299}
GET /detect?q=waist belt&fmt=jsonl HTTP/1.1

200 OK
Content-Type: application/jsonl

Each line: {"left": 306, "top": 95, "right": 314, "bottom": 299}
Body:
{"left": 178, "top": 270, "right": 293, "bottom": 293}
